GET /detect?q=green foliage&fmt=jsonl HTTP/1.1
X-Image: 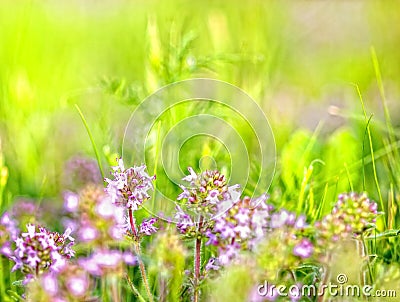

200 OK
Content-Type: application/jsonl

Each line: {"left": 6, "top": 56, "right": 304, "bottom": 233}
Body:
{"left": 1, "top": 0, "right": 400, "bottom": 301}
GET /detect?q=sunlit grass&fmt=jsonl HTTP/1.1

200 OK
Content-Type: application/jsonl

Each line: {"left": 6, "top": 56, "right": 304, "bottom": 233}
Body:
{"left": 0, "top": 1, "right": 400, "bottom": 301}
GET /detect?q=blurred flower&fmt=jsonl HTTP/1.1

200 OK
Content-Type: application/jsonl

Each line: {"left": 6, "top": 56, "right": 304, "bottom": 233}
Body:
{"left": 26, "top": 264, "right": 93, "bottom": 301}
{"left": 10, "top": 198, "right": 41, "bottom": 227}
{"left": 63, "top": 191, "right": 79, "bottom": 213}
{"left": 0, "top": 212, "right": 19, "bottom": 257}
{"left": 78, "top": 248, "right": 136, "bottom": 277}
{"left": 205, "top": 195, "right": 272, "bottom": 265}
{"left": 10, "top": 224, "right": 74, "bottom": 281}
{"left": 62, "top": 185, "right": 127, "bottom": 244}
{"left": 315, "top": 192, "right": 379, "bottom": 256}
{"left": 293, "top": 239, "right": 314, "bottom": 259}
{"left": 105, "top": 159, "right": 155, "bottom": 211}
{"left": 63, "top": 155, "right": 102, "bottom": 190}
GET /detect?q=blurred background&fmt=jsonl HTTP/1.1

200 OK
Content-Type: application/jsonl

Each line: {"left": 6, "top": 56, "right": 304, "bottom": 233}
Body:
{"left": 1, "top": 0, "right": 400, "bottom": 220}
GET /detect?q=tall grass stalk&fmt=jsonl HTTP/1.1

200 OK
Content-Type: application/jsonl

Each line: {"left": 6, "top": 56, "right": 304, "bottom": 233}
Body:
{"left": 75, "top": 104, "right": 105, "bottom": 180}
{"left": 355, "top": 85, "right": 386, "bottom": 228}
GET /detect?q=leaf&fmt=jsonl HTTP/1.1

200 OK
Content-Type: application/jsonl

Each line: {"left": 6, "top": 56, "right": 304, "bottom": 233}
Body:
{"left": 364, "top": 229, "right": 400, "bottom": 240}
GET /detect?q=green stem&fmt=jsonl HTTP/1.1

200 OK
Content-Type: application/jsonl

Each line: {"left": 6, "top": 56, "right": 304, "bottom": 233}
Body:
{"left": 126, "top": 273, "right": 147, "bottom": 302}
{"left": 356, "top": 85, "right": 386, "bottom": 228}
{"left": 193, "top": 216, "right": 203, "bottom": 302}
{"left": 128, "top": 208, "right": 153, "bottom": 302}
{"left": 74, "top": 104, "right": 105, "bottom": 179}
{"left": 134, "top": 242, "right": 154, "bottom": 302}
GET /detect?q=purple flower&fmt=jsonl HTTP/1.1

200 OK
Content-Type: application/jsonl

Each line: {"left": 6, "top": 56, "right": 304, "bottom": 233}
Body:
{"left": 205, "top": 257, "right": 220, "bottom": 271}
{"left": 10, "top": 224, "right": 75, "bottom": 280}
{"left": 270, "top": 210, "right": 290, "bottom": 228}
{"left": 293, "top": 238, "right": 314, "bottom": 259}
{"left": 174, "top": 206, "right": 194, "bottom": 234}
{"left": 139, "top": 217, "right": 158, "bottom": 236}
{"left": 235, "top": 208, "right": 250, "bottom": 225}
{"left": 63, "top": 155, "right": 102, "bottom": 189}
{"left": 79, "top": 248, "right": 135, "bottom": 276}
{"left": 234, "top": 224, "right": 251, "bottom": 239}
{"left": 294, "top": 215, "right": 307, "bottom": 229}
{"left": 176, "top": 167, "right": 240, "bottom": 217}
{"left": 182, "top": 167, "right": 198, "bottom": 182}
{"left": 63, "top": 191, "right": 79, "bottom": 212}
{"left": 218, "top": 242, "right": 240, "bottom": 265}
{"left": 105, "top": 159, "right": 155, "bottom": 210}
{"left": 205, "top": 230, "right": 219, "bottom": 246}
{"left": 41, "top": 273, "right": 59, "bottom": 296}
{"left": 219, "top": 222, "right": 236, "bottom": 239}
{"left": 0, "top": 211, "right": 19, "bottom": 257}
{"left": 0, "top": 212, "right": 19, "bottom": 240}
{"left": 66, "top": 275, "right": 89, "bottom": 297}
{"left": 78, "top": 225, "right": 98, "bottom": 242}
{"left": 0, "top": 242, "right": 12, "bottom": 257}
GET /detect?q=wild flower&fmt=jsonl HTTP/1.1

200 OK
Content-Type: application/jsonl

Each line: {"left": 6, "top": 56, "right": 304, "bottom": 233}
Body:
{"left": 103, "top": 159, "right": 159, "bottom": 244}
{"left": 176, "top": 167, "right": 241, "bottom": 218}
{"left": 0, "top": 212, "right": 18, "bottom": 257}
{"left": 78, "top": 248, "right": 136, "bottom": 277}
{"left": 252, "top": 209, "right": 313, "bottom": 282}
{"left": 10, "top": 224, "right": 75, "bottom": 282}
{"left": 10, "top": 198, "right": 42, "bottom": 227}
{"left": 105, "top": 159, "right": 155, "bottom": 210}
{"left": 293, "top": 238, "right": 314, "bottom": 259}
{"left": 204, "top": 195, "right": 273, "bottom": 265}
{"left": 63, "top": 155, "right": 102, "bottom": 190}
{"left": 26, "top": 264, "right": 93, "bottom": 301}
{"left": 139, "top": 217, "right": 158, "bottom": 236}
{"left": 62, "top": 185, "right": 126, "bottom": 244}
{"left": 174, "top": 167, "right": 241, "bottom": 240}
{"left": 314, "top": 192, "right": 379, "bottom": 254}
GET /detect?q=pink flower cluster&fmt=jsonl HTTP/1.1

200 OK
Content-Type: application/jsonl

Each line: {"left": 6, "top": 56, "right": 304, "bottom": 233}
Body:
{"left": 63, "top": 186, "right": 126, "bottom": 243}
{"left": 176, "top": 167, "right": 241, "bottom": 218}
{"left": 0, "top": 212, "right": 18, "bottom": 257}
{"left": 78, "top": 248, "right": 137, "bottom": 277}
{"left": 10, "top": 224, "right": 75, "bottom": 282}
{"left": 105, "top": 159, "right": 155, "bottom": 210}
{"left": 205, "top": 195, "right": 273, "bottom": 265}
{"left": 29, "top": 264, "right": 92, "bottom": 301}
{"left": 315, "top": 192, "right": 379, "bottom": 255}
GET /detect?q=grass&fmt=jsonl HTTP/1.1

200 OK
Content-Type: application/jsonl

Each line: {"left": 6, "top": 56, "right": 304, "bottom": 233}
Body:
{"left": 0, "top": 0, "right": 400, "bottom": 301}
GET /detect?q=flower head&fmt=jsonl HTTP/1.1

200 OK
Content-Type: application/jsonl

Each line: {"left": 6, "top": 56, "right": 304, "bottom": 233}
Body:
{"left": 293, "top": 239, "right": 314, "bottom": 259}
{"left": 11, "top": 224, "right": 75, "bottom": 280}
{"left": 139, "top": 217, "right": 158, "bottom": 236}
{"left": 62, "top": 185, "right": 127, "bottom": 244}
{"left": 315, "top": 192, "right": 379, "bottom": 257}
{"left": 177, "top": 167, "right": 240, "bottom": 217}
{"left": 105, "top": 159, "right": 155, "bottom": 211}
{"left": 26, "top": 264, "right": 93, "bottom": 301}
{"left": 0, "top": 211, "right": 19, "bottom": 257}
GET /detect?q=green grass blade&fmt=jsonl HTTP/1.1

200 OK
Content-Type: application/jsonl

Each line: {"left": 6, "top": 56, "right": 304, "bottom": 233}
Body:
{"left": 355, "top": 84, "right": 386, "bottom": 228}
{"left": 74, "top": 104, "right": 105, "bottom": 180}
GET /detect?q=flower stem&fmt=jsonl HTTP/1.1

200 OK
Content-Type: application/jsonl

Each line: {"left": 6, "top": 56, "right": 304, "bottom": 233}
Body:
{"left": 128, "top": 208, "right": 137, "bottom": 237}
{"left": 125, "top": 273, "right": 147, "bottom": 302}
{"left": 134, "top": 243, "right": 154, "bottom": 302}
{"left": 128, "top": 208, "right": 153, "bottom": 302}
{"left": 193, "top": 216, "right": 203, "bottom": 302}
